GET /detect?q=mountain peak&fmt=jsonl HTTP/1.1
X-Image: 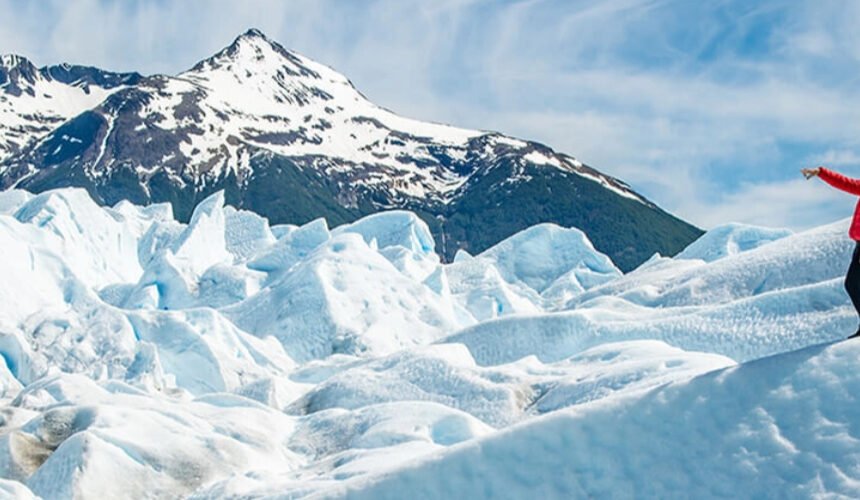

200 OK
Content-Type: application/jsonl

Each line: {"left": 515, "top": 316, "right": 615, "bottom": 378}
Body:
{"left": 0, "top": 54, "right": 41, "bottom": 95}
{"left": 1, "top": 54, "right": 31, "bottom": 69}
{"left": 187, "top": 27, "right": 307, "bottom": 77}
{"left": 228, "top": 27, "right": 279, "bottom": 53}
{"left": 238, "top": 27, "right": 268, "bottom": 41}
{"left": 41, "top": 64, "right": 142, "bottom": 89}
{"left": 0, "top": 54, "right": 38, "bottom": 76}
{"left": 227, "top": 27, "right": 285, "bottom": 57}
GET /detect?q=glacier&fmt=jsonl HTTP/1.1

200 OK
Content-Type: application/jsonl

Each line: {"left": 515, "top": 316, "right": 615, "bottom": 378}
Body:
{"left": 0, "top": 187, "right": 857, "bottom": 498}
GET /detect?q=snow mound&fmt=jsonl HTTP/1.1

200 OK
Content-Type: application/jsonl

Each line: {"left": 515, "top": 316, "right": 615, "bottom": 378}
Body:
{"left": 676, "top": 222, "right": 793, "bottom": 262}
{"left": 1, "top": 374, "right": 301, "bottom": 499}
{"left": 286, "top": 344, "right": 524, "bottom": 427}
{"left": 286, "top": 341, "right": 732, "bottom": 428}
{"left": 333, "top": 211, "right": 441, "bottom": 281}
{"left": 0, "top": 190, "right": 33, "bottom": 215}
{"left": 248, "top": 217, "right": 330, "bottom": 274}
{"left": 12, "top": 188, "right": 143, "bottom": 287}
{"left": 191, "top": 402, "right": 493, "bottom": 499}
{"left": 333, "top": 210, "right": 436, "bottom": 256}
{"left": 226, "top": 233, "right": 469, "bottom": 362}
{"left": 443, "top": 220, "right": 855, "bottom": 366}
{"left": 189, "top": 340, "right": 730, "bottom": 498}
{"left": 436, "top": 223, "right": 622, "bottom": 315}
{"left": 443, "top": 256, "right": 542, "bottom": 321}
{"left": 574, "top": 219, "right": 851, "bottom": 308}
{"left": 479, "top": 223, "right": 621, "bottom": 294}
{"left": 125, "top": 308, "right": 295, "bottom": 394}
{"left": 334, "top": 340, "right": 860, "bottom": 499}
{"left": 530, "top": 340, "right": 735, "bottom": 412}
{"left": 168, "top": 190, "right": 232, "bottom": 278}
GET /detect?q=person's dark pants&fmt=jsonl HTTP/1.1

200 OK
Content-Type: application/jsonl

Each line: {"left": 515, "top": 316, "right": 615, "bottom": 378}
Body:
{"left": 846, "top": 242, "right": 860, "bottom": 328}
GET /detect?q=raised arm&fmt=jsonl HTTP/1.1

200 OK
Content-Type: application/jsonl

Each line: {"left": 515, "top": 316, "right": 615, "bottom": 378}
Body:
{"left": 805, "top": 167, "right": 860, "bottom": 196}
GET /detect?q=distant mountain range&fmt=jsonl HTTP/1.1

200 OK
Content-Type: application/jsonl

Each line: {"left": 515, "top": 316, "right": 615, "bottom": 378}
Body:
{"left": 0, "top": 29, "right": 701, "bottom": 270}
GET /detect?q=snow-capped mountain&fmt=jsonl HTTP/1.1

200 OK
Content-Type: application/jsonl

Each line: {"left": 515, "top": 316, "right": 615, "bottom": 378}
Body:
{"left": 0, "top": 29, "right": 701, "bottom": 270}
{"left": 0, "top": 54, "right": 139, "bottom": 158}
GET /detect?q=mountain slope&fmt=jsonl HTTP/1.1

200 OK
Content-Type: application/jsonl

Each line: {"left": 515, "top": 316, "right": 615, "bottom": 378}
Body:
{"left": 0, "top": 29, "right": 701, "bottom": 270}
{"left": 0, "top": 54, "right": 139, "bottom": 159}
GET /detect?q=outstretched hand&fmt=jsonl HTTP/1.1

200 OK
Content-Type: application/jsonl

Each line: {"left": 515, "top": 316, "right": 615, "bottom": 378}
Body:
{"left": 801, "top": 167, "right": 822, "bottom": 180}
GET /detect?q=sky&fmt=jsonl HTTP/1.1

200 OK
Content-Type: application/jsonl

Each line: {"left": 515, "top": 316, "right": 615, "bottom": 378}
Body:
{"left": 1, "top": 0, "right": 859, "bottom": 231}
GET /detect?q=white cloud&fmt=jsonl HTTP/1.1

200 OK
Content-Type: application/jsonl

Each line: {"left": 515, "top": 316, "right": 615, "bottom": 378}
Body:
{"left": 809, "top": 150, "right": 860, "bottom": 168}
{"left": 672, "top": 177, "right": 853, "bottom": 230}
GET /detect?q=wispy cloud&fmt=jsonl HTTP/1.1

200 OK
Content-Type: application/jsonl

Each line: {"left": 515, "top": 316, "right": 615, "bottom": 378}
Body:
{"left": 1, "top": 0, "right": 858, "bottom": 231}
{"left": 671, "top": 178, "right": 852, "bottom": 230}
{"left": 809, "top": 149, "right": 860, "bottom": 168}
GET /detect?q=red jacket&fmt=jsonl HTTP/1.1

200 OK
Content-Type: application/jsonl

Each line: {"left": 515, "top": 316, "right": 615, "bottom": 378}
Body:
{"left": 819, "top": 167, "right": 860, "bottom": 240}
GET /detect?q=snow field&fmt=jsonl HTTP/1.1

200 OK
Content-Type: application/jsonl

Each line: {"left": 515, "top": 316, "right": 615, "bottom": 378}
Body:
{"left": 0, "top": 188, "right": 857, "bottom": 497}
{"left": 332, "top": 340, "right": 860, "bottom": 499}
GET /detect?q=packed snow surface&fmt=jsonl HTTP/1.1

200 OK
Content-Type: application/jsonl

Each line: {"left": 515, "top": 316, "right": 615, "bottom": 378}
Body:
{"left": 0, "top": 187, "right": 857, "bottom": 498}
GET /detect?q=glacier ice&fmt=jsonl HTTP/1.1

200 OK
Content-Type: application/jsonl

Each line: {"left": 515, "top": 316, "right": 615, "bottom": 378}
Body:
{"left": 674, "top": 222, "right": 793, "bottom": 262}
{"left": 478, "top": 223, "right": 621, "bottom": 294}
{"left": 0, "top": 187, "right": 858, "bottom": 498}
{"left": 331, "top": 340, "right": 860, "bottom": 499}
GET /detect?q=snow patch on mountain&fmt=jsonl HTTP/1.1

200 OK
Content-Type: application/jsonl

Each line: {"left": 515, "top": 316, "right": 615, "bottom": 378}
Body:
{"left": 0, "top": 55, "right": 129, "bottom": 161}
{"left": 113, "top": 29, "right": 487, "bottom": 200}
{"left": 0, "top": 29, "right": 650, "bottom": 217}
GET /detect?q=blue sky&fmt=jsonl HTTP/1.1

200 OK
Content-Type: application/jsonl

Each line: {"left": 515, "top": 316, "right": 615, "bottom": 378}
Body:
{"left": 2, "top": 0, "right": 859, "bottom": 231}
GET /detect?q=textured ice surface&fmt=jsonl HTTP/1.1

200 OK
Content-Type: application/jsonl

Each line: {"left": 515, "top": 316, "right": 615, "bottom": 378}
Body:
{"left": 478, "top": 223, "right": 621, "bottom": 294}
{"left": 675, "top": 222, "right": 793, "bottom": 263}
{"left": 330, "top": 341, "right": 860, "bottom": 499}
{"left": 0, "top": 188, "right": 857, "bottom": 498}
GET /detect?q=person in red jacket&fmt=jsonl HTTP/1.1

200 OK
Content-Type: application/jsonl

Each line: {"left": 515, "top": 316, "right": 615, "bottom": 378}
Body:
{"left": 803, "top": 166, "right": 860, "bottom": 338}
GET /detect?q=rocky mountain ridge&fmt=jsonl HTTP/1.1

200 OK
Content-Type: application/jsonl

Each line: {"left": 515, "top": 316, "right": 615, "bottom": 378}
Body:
{"left": 0, "top": 29, "right": 701, "bottom": 270}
